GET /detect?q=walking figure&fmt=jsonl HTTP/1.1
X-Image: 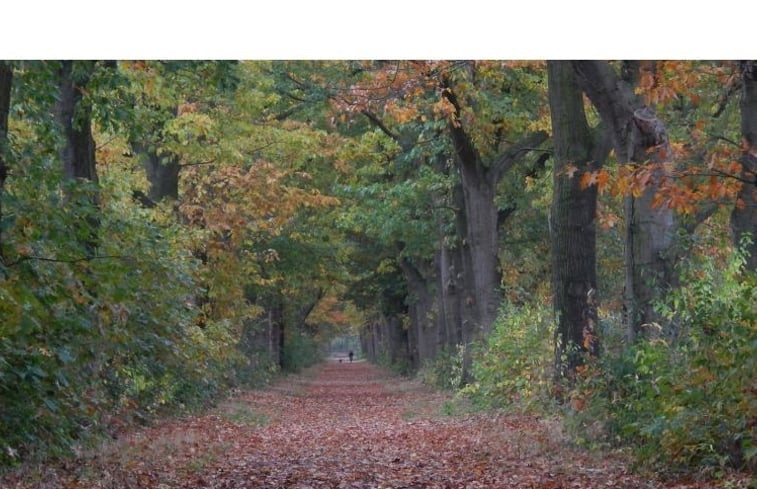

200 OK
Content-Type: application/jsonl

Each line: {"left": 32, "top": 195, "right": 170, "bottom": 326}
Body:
{"left": 348, "top": 351, "right": 354, "bottom": 362}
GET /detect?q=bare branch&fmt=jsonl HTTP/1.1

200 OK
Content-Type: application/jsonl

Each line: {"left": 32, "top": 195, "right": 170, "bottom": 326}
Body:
{"left": 490, "top": 131, "right": 549, "bottom": 183}
{"left": 275, "top": 102, "right": 306, "bottom": 120}
{"left": 712, "top": 74, "right": 740, "bottom": 118}
{"left": 361, "top": 110, "right": 401, "bottom": 144}
{"left": 707, "top": 133, "right": 741, "bottom": 148}
{"left": 95, "top": 135, "right": 118, "bottom": 151}
{"left": 179, "top": 158, "right": 216, "bottom": 168}
{"left": 440, "top": 80, "right": 480, "bottom": 172}
{"left": 4, "top": 254, "right": 133, "bottom": 267}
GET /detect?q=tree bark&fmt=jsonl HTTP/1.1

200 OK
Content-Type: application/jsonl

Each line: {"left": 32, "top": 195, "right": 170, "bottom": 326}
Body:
{"left": 55, "top": 61, "right": 99, "bottom": 253}
{"left": 273, "top": 298, "right": 285, "bottom": 369}
{"left": 0, "top": 61, "right": 12, "bottom": 261}
{"left": 547, "top": 61, "right": 601, "bottom": 379}
{"left": 399, "top": 256, "right": 439, "bottom": 366}
{"left": 380, "top": 285, "right": 411, "bottom": 370}
{"left": 572, "top": 60, "right": 680, "bottom": 342}
{"left": 442, "top": 82, "right": 548, "bottom": 342}
{"left": 142, "top": 149, "right": 180, "bottom": 202}
{"left": 131, "top": 106, "right": 182, "bottom": 204}
{"left": 56, "top": 61, "right": 98, "bottom": 183}
{"left": 731, "top": 61, "right": 757, "bottom": 272}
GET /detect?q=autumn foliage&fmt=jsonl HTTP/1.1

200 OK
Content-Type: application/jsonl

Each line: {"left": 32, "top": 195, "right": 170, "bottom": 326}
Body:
{"left": 0, "top": 60, "right": 754, "bottom": 485}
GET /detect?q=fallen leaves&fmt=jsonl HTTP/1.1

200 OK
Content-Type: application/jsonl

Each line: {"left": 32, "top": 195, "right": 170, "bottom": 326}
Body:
{"left": 3, "top": 361, "right": 751, "bottom": 488}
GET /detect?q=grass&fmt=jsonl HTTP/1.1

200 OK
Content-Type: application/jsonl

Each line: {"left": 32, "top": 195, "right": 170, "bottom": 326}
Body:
{"left": 216, "top": 401, "right": 269, "bottom": 427}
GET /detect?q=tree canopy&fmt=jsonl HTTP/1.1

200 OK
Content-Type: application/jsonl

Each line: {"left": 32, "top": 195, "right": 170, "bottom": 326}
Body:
{"left": 0, "top": 60, "right": 754, "bottom": 476}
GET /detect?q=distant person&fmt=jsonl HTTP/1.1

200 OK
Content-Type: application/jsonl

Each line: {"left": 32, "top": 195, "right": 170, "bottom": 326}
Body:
{"left": 348, "top": 351, "right": 354, "bottom": 362}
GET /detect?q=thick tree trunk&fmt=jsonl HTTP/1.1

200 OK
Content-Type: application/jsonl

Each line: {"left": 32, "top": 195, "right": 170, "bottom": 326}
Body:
{"left": 55, "top": 61, "right": 99, "bottom": 253}
{"left": 379, "top": 285, "right": 411, "bottom": 370}
{"left": 573, "top": 60, "right": 680, "bottom": 341}
{"left": 56, "top": 61, "right": 98, "bottom": 183}
{"left": 457, "top": 167, "right": 500, "bottom": 336}
{"left": 142, "top": 150, "right": 180, "bottom": 202}
{"left": 440, "top": 83, "right": 548, "bottom": 381}
{"left": 0, "top": 61, "right": 11, "bottom": 260}
{"left": 399, "top": 256, "right": 440, "bottom": 366}
{"left": 437, "top": 240, "right": 464, "bottom": 350}
{"left": 547, "top": 61, "right": 601, "bottom": 379}
{"left": 731, "top": 61, "right": 757, "bottom": 272}
{"left": 385, "top": 313, "right": 410, "bottom": 369}
{"left": 442, "top": 82, "right": 548, "bottom": 342}
{"left": 131, "top": 107, "right": 182, "bottom": 204}
{"left": 359, "top": 319, "right": 379, "bottom": 362}
{"left": 273, "top": 298, "right": 285, "bottom": 369}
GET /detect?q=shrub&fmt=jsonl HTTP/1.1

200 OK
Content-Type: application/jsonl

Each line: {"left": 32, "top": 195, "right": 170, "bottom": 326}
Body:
{"left": 282, "top": 331, "right": 322, "bottom": 373}
{"left": 418, "top": 344, "right": 465, "bottom": 391}
{"left": 568, "top": 246, "right": 756, "bottom": 474}
{"left": 463, "top": 303, "right": 554, "bottom": 412}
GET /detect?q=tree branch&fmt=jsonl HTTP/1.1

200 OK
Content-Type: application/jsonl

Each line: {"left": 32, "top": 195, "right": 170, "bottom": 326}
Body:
{"left": 361, "top": 110, "right": 401, "bottom": 144}
{"left": 440, "top": 80, "right": 480, "bottom": 175}
{"left": 4, "top": 254, "right": 133, "bottom": 267}
{"left": 490, "top": 131, "right": 549, "bottom": 183}
{"left": 707, "top": 133, "right": 741, "bottom": 148}
{"left": 707, "top": 168, "right": 756, "bottom": 185}
{"left": 179, "top": 158, "right": 216, "bottom": 168}
{"left": 572, "top": 60, "right": 639, "bottom": 160}
{"left": 275, "top": 102, "right": 306, "bottom": 121}
{"left": 712, "top": 74, "right": 740, "bottom": 118}
{"left": 683, "top": 202, "right": 719, "bottom": 234}
{"left": 95, "top": 135, "right": 118, "bottom": 151}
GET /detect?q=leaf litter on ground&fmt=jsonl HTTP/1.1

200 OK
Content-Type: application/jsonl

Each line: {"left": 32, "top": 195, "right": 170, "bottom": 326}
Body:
{"left": 1, "top": 361, "right": 752, "bottom": 488}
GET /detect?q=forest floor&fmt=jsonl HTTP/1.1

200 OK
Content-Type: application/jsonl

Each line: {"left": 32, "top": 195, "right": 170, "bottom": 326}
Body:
{"left": 2, "top": 360, "right": 751, "bottom": 488}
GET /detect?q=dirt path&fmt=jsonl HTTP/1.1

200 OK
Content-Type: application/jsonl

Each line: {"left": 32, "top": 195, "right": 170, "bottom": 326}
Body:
{"left": 176, "top": 361, "right": 645, "bottom": 488}
{"left": 3, "top": 361, "right": 735, "bottom": 488}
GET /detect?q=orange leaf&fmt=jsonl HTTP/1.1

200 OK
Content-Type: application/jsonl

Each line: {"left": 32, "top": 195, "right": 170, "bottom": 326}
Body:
{"left": 579, "top": 171, "right": 594, "bottom": 190}
{"left": 595, "top": 169, "right": 610, "bottom": 193}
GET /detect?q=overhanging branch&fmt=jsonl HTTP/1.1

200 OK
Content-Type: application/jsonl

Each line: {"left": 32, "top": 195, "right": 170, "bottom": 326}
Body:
{"left": 4, "top": 254, "right": 133, "bottom": 267}
{"left": 361, "top": 110, "right": 401, "bottom": 144}
{"left": 490, "top": 131, "right": 549, "bottom": 183}
{"left": 440, "top": 79, "right": 480, "bottom": 174}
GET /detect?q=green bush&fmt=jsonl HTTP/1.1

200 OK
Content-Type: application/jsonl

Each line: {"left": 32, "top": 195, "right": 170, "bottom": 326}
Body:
{"left": 0, "top": 162, "right": 262, "bottom": 467}
{"left": 375, "top": 350, "right": 412, "bottom": 376}
{"left": 568, "top": 246, "right": 756, "bottom": 474}
{"left": 463, "top": 303, "right": 554, "bottom": 412}
{"left": 418, "top": 344, "right": 465, "bottom": 391}
{"left": 282, "top": 331, "right": 322, "bottom": 372}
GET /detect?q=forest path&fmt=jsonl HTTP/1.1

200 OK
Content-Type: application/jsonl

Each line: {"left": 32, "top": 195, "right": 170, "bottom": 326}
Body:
{"left": 5, "top": 361, "right": 708, "bottom": 488}
{"left": 173, "top": 360, "right": 647, "bottom": 488}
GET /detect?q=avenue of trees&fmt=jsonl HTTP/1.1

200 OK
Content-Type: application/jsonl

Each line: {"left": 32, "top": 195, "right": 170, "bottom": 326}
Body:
{"left": 0, "top": 60, "right": 754, "bottom": 475}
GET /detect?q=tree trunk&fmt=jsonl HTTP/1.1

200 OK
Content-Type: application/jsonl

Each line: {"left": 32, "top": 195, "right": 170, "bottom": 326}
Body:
{"left": 437, "top": 240, "right": 463, "bottom": 350}
{"left": 359, "top": 319, "right": 379, "bottom": 362}
{"left": 142, "top": 150, "right": 180, "bottom": 202}
{"left": 0, "top": 61, "right": 11, "bottom": 261}
{"left": 547, "top": 61, "right": 601, "bottom": 379}
{"left": 273, "top": 298, "right": 285, "bottom": 369}
{"left": 55, "top": 61, "right": 99, "bottom": 253}
{"left": 379, "top": 285, "right": 411, "bottom": 370}
{"left": 442, "top": 84, "right": 548, "bottom": 341}
{"left": 457, "top": 165, "right": 500, "bottom": 337}
{"left": 56, "top": 61, "right": 98, "bottom": 183}
{"left": 399, "top": 256, "right": 439, "bottom": 366}
{"left": 573, "top": 60, "right": 680, "bottom": 341}
{"left": 732, "top": 61, "right": 757, "bottom": 272}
